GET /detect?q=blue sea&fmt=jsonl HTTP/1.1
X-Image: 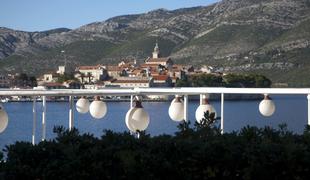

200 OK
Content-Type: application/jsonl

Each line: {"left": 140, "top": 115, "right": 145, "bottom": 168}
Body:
{"left": 0, "top": 95, "right": 308, "bottom": 149}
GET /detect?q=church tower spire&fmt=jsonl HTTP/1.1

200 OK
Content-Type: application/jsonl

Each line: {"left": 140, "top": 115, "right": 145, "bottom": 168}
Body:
{"left": 152, "top": 41, "right": 160, "bottom": 59}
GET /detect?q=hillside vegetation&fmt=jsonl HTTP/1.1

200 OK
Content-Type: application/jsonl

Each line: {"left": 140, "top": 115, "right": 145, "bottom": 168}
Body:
{"left": 0, "top": 0, "right": 310, "bottom": 86}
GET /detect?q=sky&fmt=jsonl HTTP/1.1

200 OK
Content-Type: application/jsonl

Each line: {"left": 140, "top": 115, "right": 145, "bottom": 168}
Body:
{"left": 0, "top": 0, "right": 220, "bottom": 32}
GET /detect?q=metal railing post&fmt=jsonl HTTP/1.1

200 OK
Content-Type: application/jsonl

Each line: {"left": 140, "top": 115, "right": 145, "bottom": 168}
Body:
{"left": 32, "top": 96, "right": 36, "bottom": 145}
{"left": 184, "top": 95, "right": 188, "bottom": 122}
{"left": 307, "top": 94, "right": 310, "bottom": 126}
{"left": 221, "top": 93, "right": 224, "bottom": 134}
{"left": 42, "top": 96, "right": 46, "bottom": 141}
{"left": 130, "top": 95, "right": 134, "bottom": 108}
{"left": 69, "top": 96, "right": 74, "bottom": 131}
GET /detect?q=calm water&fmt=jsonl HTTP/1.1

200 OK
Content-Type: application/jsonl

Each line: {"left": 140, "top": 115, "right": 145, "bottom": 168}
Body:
{"left": 0, "top": 95, "right": 308, "bottom": 148}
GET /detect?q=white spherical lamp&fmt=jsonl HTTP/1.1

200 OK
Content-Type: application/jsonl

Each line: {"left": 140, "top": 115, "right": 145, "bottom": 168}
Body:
{"left": 76, "top": 97, "right": 90, "bottom": 114}
{"left": 125, "top": 100, "right": 150, "bottom": 132}
{"left": 125, "top": 108, "right": 137, "bottom": 132}
{"left": 195, "top": 97, "right": 217, "bottom": 123}
{"left": 89, "top": 96, "right": 107, "bottom": 119}
{"left": 168, "top": 96, "right": 184, "bottom": 122}
{"left": 259, "top": 95, "right": 275, "bottom": 117}
{"left": 0, "top": 105, "right": 8, "bottom": 133}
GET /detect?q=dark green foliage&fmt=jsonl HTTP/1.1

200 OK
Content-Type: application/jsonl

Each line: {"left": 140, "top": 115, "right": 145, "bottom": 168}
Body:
{"left": 11, "top": 73, "right": 37, "bottom": 87}
{"left": 175, "top": 76, "right": 191, "bottom": 87}
{"left": 176, "top": 73, "right": 271, "bottom": 87}
{"left": 194, "top": 111, "right": 218, "bottom": 129}
{"left": 191, "top": 74, "right": 224, "bottom": 87}
{"left": 1, "top": 120, "right": 310, "bottom": 179}
{"left": 223, "top": 73, "right": 271, "bottom": 88}
{"left": 56, "top": 73, "right": 77, "bottom": 83}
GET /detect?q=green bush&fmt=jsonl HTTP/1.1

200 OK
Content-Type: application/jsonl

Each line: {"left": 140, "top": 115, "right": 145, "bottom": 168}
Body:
{"left": 1, "top": 117, "right": 310, "bottom": 179}
{"left": 223, "top": 73, "right": 271, "bottom": 88}
{"left": 176, "top": 73, "right": 271, "bottom": 88}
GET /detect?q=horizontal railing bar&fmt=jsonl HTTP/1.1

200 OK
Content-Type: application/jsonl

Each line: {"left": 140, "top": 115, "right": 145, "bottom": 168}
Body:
{"left": 0, "top": 87, "right": 309, "bottom": 96}
{"left": 167, "top": 88, "right": 310, "bottom": 95}
{"left": 0, "top": 89, "right": 137, "bottom": 96}
{"left": 0, "top": 87, "right": 309, "bottom": 97}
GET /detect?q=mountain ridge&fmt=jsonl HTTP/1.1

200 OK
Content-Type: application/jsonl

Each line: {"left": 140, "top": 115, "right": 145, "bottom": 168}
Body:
{"left": 0, "top": 0, "right": 310, "bottom": 86}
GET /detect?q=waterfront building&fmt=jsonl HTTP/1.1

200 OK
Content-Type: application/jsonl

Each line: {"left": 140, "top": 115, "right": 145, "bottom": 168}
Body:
{"left": 56, "top": 66, "right": 66, "bottom": 75}
{"left": 170, "top": 65, "right": 187, "bottom": 79}
{"left": 199, "top": 65, "right": 214, "bottom": 74}
{"left": 151, "top": 75, "right": 172, "bottom": 87}
{"left": 145, "top": 57, "right": 173, "bottom": 68}
{"left": 105, "top": 77, "right": 153, "bottom": 88}
{"left": 128, "top": 69, "right": 145, "bottom": 77}
{"left": 83, "top": 82, "right": 105, "bottom": 89}
{"left": 106, "top": 65, "right": 122, "bottom": 78}
{"left": 41, "top": 66, "right": 68, "bottom": 83}
{"left": 75, "top": 65, "right": 108, "bottom": 83}
{"left": 118, "top": 59, "right": 137, "bottom": 68}
{"left": 42, "top": 72, "right": 59, "bottom": 83}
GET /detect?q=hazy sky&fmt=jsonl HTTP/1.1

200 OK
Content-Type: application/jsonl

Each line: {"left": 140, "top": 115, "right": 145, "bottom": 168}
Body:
{"left": 0, "top": 0, "right": 220, "bottom": 32}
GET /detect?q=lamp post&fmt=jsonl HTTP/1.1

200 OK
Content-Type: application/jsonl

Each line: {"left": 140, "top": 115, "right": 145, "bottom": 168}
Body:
{"left": 32, "top": 97, "right": 36, "bottom": 145}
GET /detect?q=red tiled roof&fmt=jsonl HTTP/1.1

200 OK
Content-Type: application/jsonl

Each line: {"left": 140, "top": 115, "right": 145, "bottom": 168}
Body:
{"left": 152, "top": 75, "right": 170, "bottom": 81}
{"left": 119, "top": 62, "right": 134, "bottom": 68}
{"left": 112, "top": 80, "right": 149, "bottom": 84}
{"left": 150, "top": 72, "right": 160, "bottom": 76}
{"left": 132, "top": 69, "right": 143, "bottom": 74}
{"left": 147, "top": 58, "right": 170, "bottom": 63}
{"left": 140, "top": 64, "right": 159, "bottom": 68}
{"left": 107, "top": 66, "right": 121, "bottom": 71}
{"left": 78, "top": 65, "right": 102, "bottom": 70}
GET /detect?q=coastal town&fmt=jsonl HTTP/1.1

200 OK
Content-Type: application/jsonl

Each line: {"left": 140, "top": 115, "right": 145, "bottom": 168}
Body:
{"left": 0, "top": 42, "right": 216, "bottom": 91}
{"left": 39, "top": 42, "right": 216, "bottom": 90}
{"left": 0, "top": 42, "right": 273, "bottom": 102}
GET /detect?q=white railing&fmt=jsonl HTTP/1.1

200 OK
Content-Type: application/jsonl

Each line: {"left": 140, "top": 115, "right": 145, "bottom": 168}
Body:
{"left": 1, "top": 87, "right": 310, "bottom": 145}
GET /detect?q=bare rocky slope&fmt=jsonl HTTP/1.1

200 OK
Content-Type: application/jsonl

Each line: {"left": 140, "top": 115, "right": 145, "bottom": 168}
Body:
{"left": 0, "top": 0, "right": 310, "bottom": 86}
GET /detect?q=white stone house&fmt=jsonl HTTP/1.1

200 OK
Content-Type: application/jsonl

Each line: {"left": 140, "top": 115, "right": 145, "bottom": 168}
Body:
{"left": 75, "top": 65, "right": 108, "bottom": 83}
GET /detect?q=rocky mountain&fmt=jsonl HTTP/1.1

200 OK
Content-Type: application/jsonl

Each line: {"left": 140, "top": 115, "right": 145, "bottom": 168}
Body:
{"left": 0, "top": 0, "right": 310, "bottom": 86}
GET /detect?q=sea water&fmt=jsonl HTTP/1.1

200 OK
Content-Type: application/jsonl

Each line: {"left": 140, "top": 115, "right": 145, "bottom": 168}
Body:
{"left": 0, "top": 95, "right": 307, "bottom": 149}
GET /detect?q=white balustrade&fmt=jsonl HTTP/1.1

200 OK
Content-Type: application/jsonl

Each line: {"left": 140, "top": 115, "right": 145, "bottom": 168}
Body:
{"left": 0, "top": 87, "right": 310, "bottom": 144}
